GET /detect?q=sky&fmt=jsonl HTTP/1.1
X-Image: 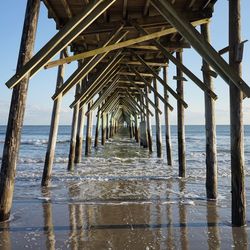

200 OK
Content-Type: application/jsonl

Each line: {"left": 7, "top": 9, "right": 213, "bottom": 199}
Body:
{"left": 0, "top": 0, "right": 250, "bottom": 125}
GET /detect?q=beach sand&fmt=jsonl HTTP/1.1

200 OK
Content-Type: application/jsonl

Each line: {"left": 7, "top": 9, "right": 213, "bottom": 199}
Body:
{"left": 0, "top": 181, "right": 248, "bottom": 249}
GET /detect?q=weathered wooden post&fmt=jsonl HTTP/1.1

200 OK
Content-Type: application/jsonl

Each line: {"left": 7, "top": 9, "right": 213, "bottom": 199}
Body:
{"left": 229, "top": 0, "right": 246, "bottom": 226}
{"left": 153, "top": 78, "right": 162, "bottom": 157}
{"left": 85, "top": 100, "right": 93, "bottom": 156}
{"left": 94, "top": 106, "right": 101, "bottom": 147}
{"left": 140, "top": 95, "right": 148, "bottom": 147}
{"left": 75, "top": 77, "right": 86, "bottom": 163}
{"left": 75, "top": 103, "right": 85, "bottom": 163}
{"left": 163, "top": 66, "right": 172, "bottom": 165}
{"left": 106, "top": 113, "right": 109, "bottom": 140}
{"left": 201, "top": 23, "right": 218, "bottom": 200}
{"left": 134, "top": 115, "right": 139, "bottom": 143}
{"left": 145, "top": 87, "right": 153, "bottom": 152}
{"left": 0, "top": 0, "right": 40, "bottom": 221}
{"left": 176, "top": 51, "right": 186, "bottom": 177}
{"left": 42, "top": 51, "right": 65, "bottom": 186}
{"left": 101, "top": 112, "right": 106, "bottom": 145}
{"left": 129, "top": 117, "right": 133, "bottom": 139}
{"left": 68, "top": 84, "right": 80, "bottom": 171}
{"left": 109, "top": 117, "right": 112, "bottom": 138}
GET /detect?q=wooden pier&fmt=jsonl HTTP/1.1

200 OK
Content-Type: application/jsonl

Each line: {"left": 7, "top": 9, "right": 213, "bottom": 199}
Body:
{"left": 0, "top": 0, "right": 249, "bottom": 227}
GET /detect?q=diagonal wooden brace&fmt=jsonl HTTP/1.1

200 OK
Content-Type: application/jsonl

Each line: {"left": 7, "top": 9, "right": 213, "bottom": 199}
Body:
{"left": 151, "top": 0, "right": 250, "bottom": 97}
{"left": 131, "top": 20, "right": 218, "bottom": 100}
{"left": 130, "top": 50, "right": 188, "bottom": 108}
{"left": 6, "top": 0, "right": 116, "bottom": 89}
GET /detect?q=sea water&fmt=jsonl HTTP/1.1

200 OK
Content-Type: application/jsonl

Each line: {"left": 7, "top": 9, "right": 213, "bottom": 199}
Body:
{"left": 0, "top": 125, "right": 249, "bottom": 249}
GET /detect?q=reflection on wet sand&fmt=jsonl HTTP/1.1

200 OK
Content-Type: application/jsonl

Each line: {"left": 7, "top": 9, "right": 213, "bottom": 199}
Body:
{"left": 0, "top": 179, "right": 249, "bottom": 248}
{"left": 42, "top": 188, "right": 55, "bottom": 250}
{"left": 179, "top": 179, "right": 189, "bottom": 250}
{"left": 166, "top": 177, "right": 176, "bottom": 249}
{"left": 206, "top": 201, "right": 220, "bottom": 250}
{"left": 232, "top": 225, "right": 248, "bottom": 249}
{"left": 0, "top": 221, "right": 11, "bottom": 250}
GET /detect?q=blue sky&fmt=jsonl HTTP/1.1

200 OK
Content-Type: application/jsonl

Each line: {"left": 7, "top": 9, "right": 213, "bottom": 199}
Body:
{"left": 0, "top": 0, "right": 250, "bottom": 125}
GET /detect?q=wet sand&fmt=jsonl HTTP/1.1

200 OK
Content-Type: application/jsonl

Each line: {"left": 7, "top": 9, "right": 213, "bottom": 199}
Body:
{"left": 0, "top": 187, "right": 249, "bottom": 249}
{"left": 0, "top": 129, "right": 249, "bottom": 249}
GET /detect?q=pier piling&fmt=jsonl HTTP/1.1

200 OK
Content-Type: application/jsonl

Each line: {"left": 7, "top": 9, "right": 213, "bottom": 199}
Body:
{"left": 176, "top": 51, "right": 186, "bottom": 177}
{"left": 0, "top": 0, "right": 40, "bottom": 221}
{"left": 163, "top": 66, "right": 172, "bottom": 165}
{"left": 201, "top": 23, "right": 218, "bottom": 200}
{"left": 42, "top": 51, "right": 65, "bottom": 186}
{"left": 229, "top": 0, "right": 246, "bottom": 226}
{"left": 153, "top": 78, "right": 162, "bottom": 158}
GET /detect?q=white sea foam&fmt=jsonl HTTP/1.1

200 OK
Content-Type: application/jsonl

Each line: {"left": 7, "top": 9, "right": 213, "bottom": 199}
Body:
{"left": 180, "top": 200, "right": 195, "bottom": 205}
{"left": 36, "top": 197, "right": 51, "bottom": 201}
{"left": 18, "top": 157, "right": 68, "bottom": 164}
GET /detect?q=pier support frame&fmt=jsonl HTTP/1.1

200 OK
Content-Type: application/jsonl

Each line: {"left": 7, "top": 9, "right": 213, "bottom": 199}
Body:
{"left": 153, "top": 78, "right": 162, "bottom": 157}
{"left": 163, "top": 66, "right": 172, "bottom": 165}
{"left": 176, "top": 51, "right": 186, "bottom": 177}
{"left": 0, "top": 0, "right": 40, "bottom": 221}
{"left": 229, "top": 0, "right": 246, "bottom": 226}
{"left": 201, "top": 23, "right": 218, "bottom": 200}
{"left": 42, "top": 51, "right": 65, "bottom": 186}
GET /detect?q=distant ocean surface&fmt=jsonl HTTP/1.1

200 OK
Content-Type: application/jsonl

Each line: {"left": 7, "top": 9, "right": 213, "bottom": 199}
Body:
{"left": 0, "top": 125, "right": 250, "bottom": 204}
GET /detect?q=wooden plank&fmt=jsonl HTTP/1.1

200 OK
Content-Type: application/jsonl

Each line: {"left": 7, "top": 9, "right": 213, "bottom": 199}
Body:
{"left": 101, "top": 59, "right": 168, "bottom": 67}
{"left": 45, "top": 18, "right": 209, "bottom": 68}
{"left": 151, "top": 0, "right": 250, "bottom": 97}
{"left": 6, "top": 0, "right": 115, "bottom": 89}
{"left": 118, "top": 71, "right": 153, "bottom": 77}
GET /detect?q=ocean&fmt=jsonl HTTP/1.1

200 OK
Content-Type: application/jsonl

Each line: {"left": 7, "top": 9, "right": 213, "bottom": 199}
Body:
{"left": 0, "top": 125, "right": 249, "bottom": 249}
